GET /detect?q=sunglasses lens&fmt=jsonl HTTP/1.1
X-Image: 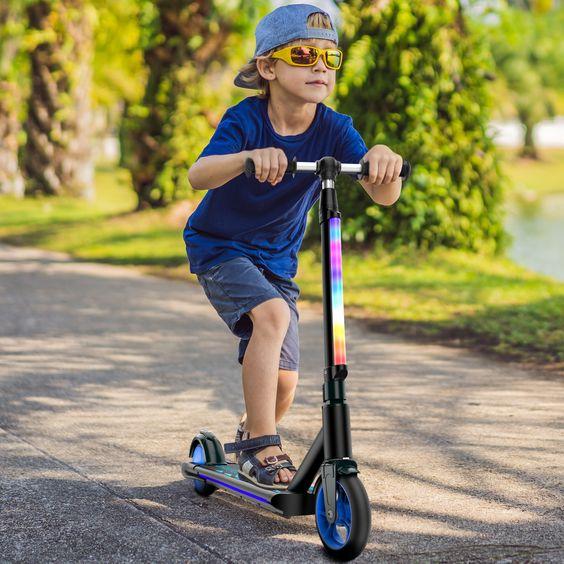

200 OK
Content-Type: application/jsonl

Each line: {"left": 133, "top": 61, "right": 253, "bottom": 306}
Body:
{"left": 326, "top": 50, "right": 342, "bottom": 69}
{"left": 291, "top": 46, "right": 318, "bottom": 65}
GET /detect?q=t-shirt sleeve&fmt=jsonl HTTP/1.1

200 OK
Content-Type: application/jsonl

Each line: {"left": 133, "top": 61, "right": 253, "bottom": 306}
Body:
{"left": 197, "top": 107, "right": 245, "bottom": 159}
{"left": 334, "top": 116, "right": 368, "bottom": 164}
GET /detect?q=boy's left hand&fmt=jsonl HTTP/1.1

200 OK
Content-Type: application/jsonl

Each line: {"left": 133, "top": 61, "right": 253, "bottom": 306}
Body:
{"left": 362, "top": 145, "right": 404, "bottom": 186}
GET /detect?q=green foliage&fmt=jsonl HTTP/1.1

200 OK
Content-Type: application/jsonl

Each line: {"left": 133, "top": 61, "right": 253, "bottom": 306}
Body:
{"left": 0, "top": 1, "right": 34, "bottom": 121}
{"left": 91, "top": 0, "right": 145, "bottom": 108}
{"left": 0, "top": 3, "right": 23, "bottom": 82}
{"left": 122, "top": 0, "right": 270, "bottom": 209}
{"left": 313, "top": 0, "right": 508, "bottom": 254}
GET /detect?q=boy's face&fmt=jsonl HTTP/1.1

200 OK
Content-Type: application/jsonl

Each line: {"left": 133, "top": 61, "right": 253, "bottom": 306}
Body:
{"left": 259, "top": 38, "right": 338, "bottom": 103}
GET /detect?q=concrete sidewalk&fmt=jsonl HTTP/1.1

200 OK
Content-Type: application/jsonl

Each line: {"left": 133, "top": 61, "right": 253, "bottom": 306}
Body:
{"left": 0, "top": 243, "right": 562, "bottom": 562}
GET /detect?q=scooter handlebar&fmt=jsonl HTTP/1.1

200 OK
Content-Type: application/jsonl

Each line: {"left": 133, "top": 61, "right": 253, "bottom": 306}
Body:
{"left": 244, "top": 157, "right": 411, "bottom": 182}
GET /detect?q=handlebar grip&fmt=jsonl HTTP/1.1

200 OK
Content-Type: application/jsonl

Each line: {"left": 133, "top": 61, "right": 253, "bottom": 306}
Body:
{"left": 360, "top": 159, "right": 411, "bottom": 181}
{"left": 242, "top": 157, "right": 304, "bottom": 178}
{"left": 245, "top": 157, "right": 291, "bottom": 178}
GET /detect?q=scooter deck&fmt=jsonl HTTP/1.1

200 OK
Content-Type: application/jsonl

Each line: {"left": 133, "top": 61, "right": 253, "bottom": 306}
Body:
{"left": 181, "top": 460, "right": 317, "bottom": 517}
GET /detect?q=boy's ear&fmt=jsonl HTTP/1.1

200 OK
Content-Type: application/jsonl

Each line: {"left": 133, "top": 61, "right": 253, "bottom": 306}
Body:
{"left": 257, "top": 58, "right": 277, "bottom": 82}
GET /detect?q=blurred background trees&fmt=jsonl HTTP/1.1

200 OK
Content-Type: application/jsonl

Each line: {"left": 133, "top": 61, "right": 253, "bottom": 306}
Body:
{"left": 23, "top": 0, "right": 97, "bottom": 198}
{"left": 90, "top": 0, "right": 144, "bottom": 167}
{"left": 1, "top": 0, "right": 563, "bottom": 251}
{"left": 121, "top": 0, "right": 269, "bottom": 210}
{"left": 305, "top": 0, "right": 506, "bottom": 253}
{"left": 487, "top": 0, "right": 564, "bottom": 158}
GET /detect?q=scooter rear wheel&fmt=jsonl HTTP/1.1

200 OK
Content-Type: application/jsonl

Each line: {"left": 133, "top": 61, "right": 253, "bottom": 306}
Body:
{"left": 314, "top": 475, "right": 371, "bottom": 560}
{"left": 191, "top": 443, "right": 217, "bottom": 496}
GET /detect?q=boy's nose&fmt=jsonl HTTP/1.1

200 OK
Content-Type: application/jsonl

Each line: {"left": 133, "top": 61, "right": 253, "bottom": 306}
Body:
{"left": 314, "top": 57, "right": 329, "bottom": 71}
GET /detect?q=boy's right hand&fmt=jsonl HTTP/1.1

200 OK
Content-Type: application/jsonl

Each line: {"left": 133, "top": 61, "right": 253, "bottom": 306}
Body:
{"left": 245, "top": 148, "right": 288, "bottom": 186}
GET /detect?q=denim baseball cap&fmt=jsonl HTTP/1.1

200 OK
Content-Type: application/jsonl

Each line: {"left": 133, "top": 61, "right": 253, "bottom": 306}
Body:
{"left": 234, "top": 3, "right": 339, "bottom": 90}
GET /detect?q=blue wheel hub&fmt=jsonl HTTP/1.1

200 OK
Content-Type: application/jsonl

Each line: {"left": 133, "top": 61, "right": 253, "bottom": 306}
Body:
{"left": 315, "top": 481, "right": 352, "bottom": 549}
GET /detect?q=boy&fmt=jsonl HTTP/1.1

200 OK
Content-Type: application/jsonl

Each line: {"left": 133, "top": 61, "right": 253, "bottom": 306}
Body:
{"left": 184, "top": 3, "right": 403, "bottom": 489}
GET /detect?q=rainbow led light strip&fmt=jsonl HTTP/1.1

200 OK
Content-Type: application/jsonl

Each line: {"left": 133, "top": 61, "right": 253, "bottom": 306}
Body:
{"left": 329, "top": 217, "right": 346, "bottom": 365}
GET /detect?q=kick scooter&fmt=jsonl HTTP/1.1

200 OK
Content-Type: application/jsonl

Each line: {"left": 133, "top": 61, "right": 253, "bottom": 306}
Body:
{"left": 181, "top": 155, "right": 411, "bottom": 561}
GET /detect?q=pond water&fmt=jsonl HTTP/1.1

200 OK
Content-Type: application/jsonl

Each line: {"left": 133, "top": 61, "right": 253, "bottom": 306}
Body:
{"left": 504, "top": 192, "right": 564, "bottom": 281}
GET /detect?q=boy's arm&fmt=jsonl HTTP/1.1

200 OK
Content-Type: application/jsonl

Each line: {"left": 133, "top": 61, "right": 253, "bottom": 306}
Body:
{"left": 334, "top": 118, "right": 402, "bottom": 206}
{"left": 358, "top": 177, "right": 402, "bottom": 207}
{"left": 188, "top": 151, "right": 249, "bottom": 190}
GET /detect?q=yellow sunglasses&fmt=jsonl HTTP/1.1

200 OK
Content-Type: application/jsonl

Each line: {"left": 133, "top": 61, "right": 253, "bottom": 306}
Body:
{"left": 262, "top": 45, "right": 343, "bottom": 70}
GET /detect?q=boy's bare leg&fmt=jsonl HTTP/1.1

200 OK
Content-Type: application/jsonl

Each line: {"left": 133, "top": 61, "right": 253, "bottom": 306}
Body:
{"left": 275, "top": 369, "right": 299, "bottom": 422}
{"left": 239, "top": 368, "right": 298, "bottom": 427}
{"left": 241, "top": 310, "right": 298, "bottom": 483}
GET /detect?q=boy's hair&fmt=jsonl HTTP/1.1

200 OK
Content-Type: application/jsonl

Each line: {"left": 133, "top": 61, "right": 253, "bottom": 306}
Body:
{"left": 237, "top": 11, "right": 335, "bottom": 99}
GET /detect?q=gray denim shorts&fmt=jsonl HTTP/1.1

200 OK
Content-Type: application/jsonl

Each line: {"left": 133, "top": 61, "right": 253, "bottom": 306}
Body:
{"left": 196, "top": 256, "right": 300, "bottom": 371}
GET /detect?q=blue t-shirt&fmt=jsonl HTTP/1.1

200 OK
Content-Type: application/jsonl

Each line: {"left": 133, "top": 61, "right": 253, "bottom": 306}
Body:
{"left": 183, "top": 95, "right": 368, "bottom": 279}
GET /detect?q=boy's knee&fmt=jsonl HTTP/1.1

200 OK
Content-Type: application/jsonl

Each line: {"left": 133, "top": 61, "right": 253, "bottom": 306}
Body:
{"left": 278, "top": 369, "right": 299, "bottom": 394}
{"left": 248, "top": 297, "right": 291, "bottom": 336}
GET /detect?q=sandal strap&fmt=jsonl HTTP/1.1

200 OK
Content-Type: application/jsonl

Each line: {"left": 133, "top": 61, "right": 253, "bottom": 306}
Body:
{"left": 240, "top": 455, "right": 294, "bottom": 486}
{"left": 239, "top": 455, "right": 287, "bottom": 486}
{"left": 265, "top": 454, "right": 297, "bottom": 472}
{"left": 224, "top": 434, "right": 281, "bottom": 454}
{"left": 262, "top": 453, "right": 292, "bottom": 466}
{"left": 238, "top": 449, "right": 296, "bottom": 487}
{"left": 240, "top": 456, "right": 276, "bottom": 485}
{"left": 269, "top": 460, "right": 297, "bottom": 472}
{"left": 262, "top": 454, "right": 297, "bottom": 472}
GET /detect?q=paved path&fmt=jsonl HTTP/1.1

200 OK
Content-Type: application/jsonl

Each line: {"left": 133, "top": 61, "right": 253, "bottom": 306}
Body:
{"left": 0, "top": 243, "right": 562, "bottom": 563}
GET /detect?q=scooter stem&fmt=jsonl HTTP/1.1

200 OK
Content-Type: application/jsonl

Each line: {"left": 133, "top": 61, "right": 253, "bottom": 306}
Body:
{"left": 317, "top": 157, "right": 353, "bottom": 461}
{"left": 287, "top": 157, "right": 356, "bottom": 497}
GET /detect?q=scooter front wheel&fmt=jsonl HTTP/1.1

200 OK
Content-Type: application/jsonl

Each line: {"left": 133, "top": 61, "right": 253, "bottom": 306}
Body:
{"left": 314, "top": 474, "right": 371, "bottom": 560}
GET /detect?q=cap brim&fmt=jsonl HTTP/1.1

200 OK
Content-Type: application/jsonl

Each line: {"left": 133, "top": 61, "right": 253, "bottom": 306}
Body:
{"left": 234, "top": 69, "right": 262, "bottom": 90}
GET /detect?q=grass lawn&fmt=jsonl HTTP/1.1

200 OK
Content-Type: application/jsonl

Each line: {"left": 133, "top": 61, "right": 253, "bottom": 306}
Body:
{"left": 298, "top": 247, "right": 563, "bottom": 367}
{"left": 499, "top": 147, "right": 564, "bottom": 198}
{"left": 0, "top": 155, "right": 562, "bottom": 369}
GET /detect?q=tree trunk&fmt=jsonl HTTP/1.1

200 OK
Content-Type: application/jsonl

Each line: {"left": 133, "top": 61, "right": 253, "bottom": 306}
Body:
{"left": 23, "top": 0, "right": 94, "bottom": 198}
{"left": 520, "top": 118, "right": 540, "bottom": 159}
